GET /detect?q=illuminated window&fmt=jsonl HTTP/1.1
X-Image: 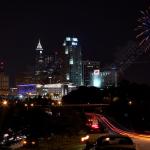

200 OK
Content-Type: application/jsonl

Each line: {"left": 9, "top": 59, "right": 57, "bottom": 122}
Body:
{"left": 40, "top": 51, "right": 42, "bottom": 54}
{"left": 63, "top": 42, "right": 66, "bottom": 46}
{"left": 72, "top": 42, "right": 77, "bottom": 46}
{"left": 66, "top": 37, "right": 71, "bottom": 41}
{"left": 65, "top": 48, "right": 69, "bottom": 54}
{"left": 69, "top": 58, "right": 73, "bottom": 64}
{"left": 72, "top": 38, "right": 78, "bottom": 42}
{"left": 66, "top": 73, "right": 69, "bottom": 80}
{"left": 39, "top": 60, "right": 43, "bottom": 63}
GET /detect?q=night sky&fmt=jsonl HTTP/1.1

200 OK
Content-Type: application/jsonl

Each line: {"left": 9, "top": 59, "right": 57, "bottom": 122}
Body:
{"left": 0, "top": 1, "right": 150, "bottom": 84}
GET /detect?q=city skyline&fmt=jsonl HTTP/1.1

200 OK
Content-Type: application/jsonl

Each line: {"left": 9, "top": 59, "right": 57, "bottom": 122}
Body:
{"left": 1, "top": 2, "right": 150, "bottom": 150}
{"left": 0, "top": 1, "right": 150, "bottom": 84}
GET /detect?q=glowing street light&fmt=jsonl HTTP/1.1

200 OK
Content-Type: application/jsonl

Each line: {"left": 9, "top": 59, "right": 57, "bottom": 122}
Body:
{"left": 128, "top": 100, "right": 133, "bottom": 106}
{"left": 30, "top": 103, "right": 34, "bottom": 107}
{"left": 22, "top": 140, "right": 27, "bottom": 145}
{"left": 58, "top": 101, "right": 62, "bottom": 105}
{"left": 2, "top": 100, "right": 8, "bottom": 106}
{"left": 24, "top": 104, "right": 28, "bottom": 107}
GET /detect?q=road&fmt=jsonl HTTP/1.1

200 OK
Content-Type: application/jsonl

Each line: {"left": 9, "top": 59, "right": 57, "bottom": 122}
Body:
{"left": 86, "top": 113, "right": 150, "bottom": 150}
{"left": 133, "top": 138, "right": 150, "bottom": 150}
{"left": 12, "top": 136, "right": 150, "bottom": 150}
{"left": 10, "top": 112, "right": 150, "bottom": 150}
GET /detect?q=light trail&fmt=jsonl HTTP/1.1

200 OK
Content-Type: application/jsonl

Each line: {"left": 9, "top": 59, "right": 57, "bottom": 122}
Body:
{"left": 85, "top": 113, "right": 150, "bottom": 141}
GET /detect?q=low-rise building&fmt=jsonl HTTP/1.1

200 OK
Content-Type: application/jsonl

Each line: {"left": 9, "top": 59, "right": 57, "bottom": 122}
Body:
{"left": 17, "top": 83, "right": 76, "bottom": 100}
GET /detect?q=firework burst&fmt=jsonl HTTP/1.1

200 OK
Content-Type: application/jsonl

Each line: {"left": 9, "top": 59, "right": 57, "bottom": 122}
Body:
{"left": 135, "top": 8, "right": 150, "bottom": 51}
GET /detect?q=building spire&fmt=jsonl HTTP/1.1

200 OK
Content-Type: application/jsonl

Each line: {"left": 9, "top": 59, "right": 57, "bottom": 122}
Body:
{"left": 36, "top": 39, "right": 43, "bottom": 50}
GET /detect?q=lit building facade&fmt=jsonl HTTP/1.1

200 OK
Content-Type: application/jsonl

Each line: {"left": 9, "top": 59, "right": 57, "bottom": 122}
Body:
{"left": 92, "top": 69, "right": 101, "bottom": 88}
{"left": 0, "top": 60, "right": 9, "bottom": 95}
{"left": 100, "top": 67, "right": 118, "bottom": 87}
{"left": 35, "top": 40, "right": 47, "bottom": 84}
{"left": 17, "top": 83, "right": 76, "bottom": 100}
{"left": 82, "top": 60, "right": 100, "bottom": 86}
{"left": 35, "top": 40, "right": 45, "bottom": 75}
{"left": 45, "top": 51, "right": 65, "bottom": 84}
{"left": 63, "top": 37, "right": 82, "bottom": 86}
{"left": 0, "top": 73, "right": 9, "bottom": 95}
{"left": 42, "top": 83, "right": 76, "bottom": 100}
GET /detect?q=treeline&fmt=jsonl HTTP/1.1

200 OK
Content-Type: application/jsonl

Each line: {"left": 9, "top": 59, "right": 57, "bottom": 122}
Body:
{"left": 63, "top": 80, "right": 150, "bottom": 131}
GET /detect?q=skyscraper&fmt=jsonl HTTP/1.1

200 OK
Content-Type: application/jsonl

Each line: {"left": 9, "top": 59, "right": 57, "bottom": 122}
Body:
{"left": 35, "top": 40, "right": 46, "bottom": 83}
{"left": 45, "top": 52, "right": 64, "bottom": 83}
{"left": 35, "top": 40, "right": 45, "bottom": 75}
{"left": 82, "top": 60, "right": 100, "bottom": 86}
{"left": 63, "top": 37, "right": 82, "bottom": 86}
{"left": 0, "top": 59, "right": 9, "bottom": 95}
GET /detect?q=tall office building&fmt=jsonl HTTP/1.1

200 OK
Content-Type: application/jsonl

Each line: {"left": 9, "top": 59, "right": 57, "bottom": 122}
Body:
{"left": 35, "top": 40, "right": 45, "bottom": 75}
{"left": 82, "top": 61, "right": 100, "bottom": 86}
{"left": 0, "top": 73, "right": 9, "bottom": 95}
{"left": 63, "top": 37, "right": 82, "bottom": 86}
{"left": 0, "top": 59, "right": 9, "bottom": 95}
{"left": 44, "top": 52, "right": 64, "bottom": 83}
{"left": 35, "top": 40, "right": 46, "bottom": 83}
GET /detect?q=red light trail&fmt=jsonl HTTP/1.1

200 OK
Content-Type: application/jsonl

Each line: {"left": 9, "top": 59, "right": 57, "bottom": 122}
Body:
{"left": 86, "top": 113, "right": 150, "bottom": 141}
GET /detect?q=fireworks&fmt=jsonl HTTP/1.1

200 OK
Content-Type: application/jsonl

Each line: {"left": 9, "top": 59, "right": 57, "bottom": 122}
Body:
{"left": 135, "top": 8, "right": 150, "bottom": 51}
